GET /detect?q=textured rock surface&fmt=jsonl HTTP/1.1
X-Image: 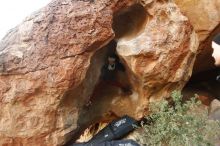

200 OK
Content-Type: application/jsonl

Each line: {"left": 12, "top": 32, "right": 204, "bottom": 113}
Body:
{"left": 0, "top": 0, "right": 136, "bottom": 145}
{"left": 174, "top": 0, "right": 220, "bottom": 73}
{"left": 209, "top": 99, "right": 220, "bottom": 121}
{"left": 116, "top": 2, "right": 198, "bottom": 117}
{"left": 0, "top": 0, "right": 198, "bottom": 145}
{"left": 209, "top": 99, "right": 220, "bottom": 146}
{"left": 174, "top": 0, "right": 220, "bottom": 42}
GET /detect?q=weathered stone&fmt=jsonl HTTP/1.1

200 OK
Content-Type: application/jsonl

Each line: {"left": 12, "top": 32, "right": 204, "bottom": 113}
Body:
{"left": 209, "top": 99, "right": 220, "bottom": 145}
{"left": 174, "top": 0, "right": 220, "bottom": 73}
{"left": 174, "top": 0, "right": 220, "bottom": 42}
{"left": 116, "top": 2, "right": 198, "bottom": 118}
{"left": 209, "top": 99, "right": 220, "bottom": 121}
{"left": 0, "top": 0, "right": 198, "bottom": 145}
{"left": 0, "top": 0, "right": 136, "bottom": 145}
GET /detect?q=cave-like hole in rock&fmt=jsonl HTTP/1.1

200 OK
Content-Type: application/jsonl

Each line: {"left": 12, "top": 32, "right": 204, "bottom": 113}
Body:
{"left": 76, "top": 40, "right": 132, "bottom": 125}
{"left": 73, "top": 41, "right": 133, "bottom": 143}
{"left": 65, "top": 3, "right": 149, "bottom": 144}
{"left": 113, "top": 3, "right": 148, "bottom": 39}
{"left": 182, "top": 68, "right": 220, "bottom": 106}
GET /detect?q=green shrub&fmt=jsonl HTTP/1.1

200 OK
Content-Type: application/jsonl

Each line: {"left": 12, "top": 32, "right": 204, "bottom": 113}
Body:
{"left": 139, "top": 91, "right": 220, "bottom": 146}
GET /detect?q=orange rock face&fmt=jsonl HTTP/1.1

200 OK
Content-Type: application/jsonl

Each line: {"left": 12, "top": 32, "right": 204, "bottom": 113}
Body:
{"left": 174, "top": 0, "right": 220, "bottom": 73}
{"left": 116, "top": 2, "right": 198, "bottom": 118}
{"left": 0, "top": 0, "right": 136, "bottom": 145}
{"left": 0, "top": 0, "right": 198, "bottom": 145}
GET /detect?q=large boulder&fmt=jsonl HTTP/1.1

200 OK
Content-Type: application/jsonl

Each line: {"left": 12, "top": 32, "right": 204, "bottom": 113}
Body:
{"left": 0, "top": 0, "right": 136, "bottom": 145}
{"left": 174, "top": 0, "right": 220, "bottom": 73}
{"left": 116, "top": 1, "right": 198, "bottom": 118}
{"left": 0, "top": 0, "right": 198, "bottom": 145}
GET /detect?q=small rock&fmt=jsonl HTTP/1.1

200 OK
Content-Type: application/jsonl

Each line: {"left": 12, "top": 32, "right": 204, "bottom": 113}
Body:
{"left": 209, "top": 99, "right": 220, "bottom": 121}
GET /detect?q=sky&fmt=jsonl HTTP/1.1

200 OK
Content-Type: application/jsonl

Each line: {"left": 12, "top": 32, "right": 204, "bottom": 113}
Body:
{"left": 0, "top": 0, "right": 51, "bottom": 40}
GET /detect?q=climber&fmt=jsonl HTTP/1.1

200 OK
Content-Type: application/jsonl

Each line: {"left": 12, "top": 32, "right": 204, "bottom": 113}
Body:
{"left": 85, "top": 53, "right": 132, "bottom": 107}
{"left": 100, "top": 54, "right": 132, "bottom": 94}
{"left": 101, "top": 54, "right": 124, "bottom": 80}
{"left": 212, "top": 33, "right": 220, "bottom": 82}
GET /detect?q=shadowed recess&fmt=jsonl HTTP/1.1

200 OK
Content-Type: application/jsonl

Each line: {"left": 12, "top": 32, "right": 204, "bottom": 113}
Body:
{"left": 113, "top": 4, "right": 149, "bottom": 39}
